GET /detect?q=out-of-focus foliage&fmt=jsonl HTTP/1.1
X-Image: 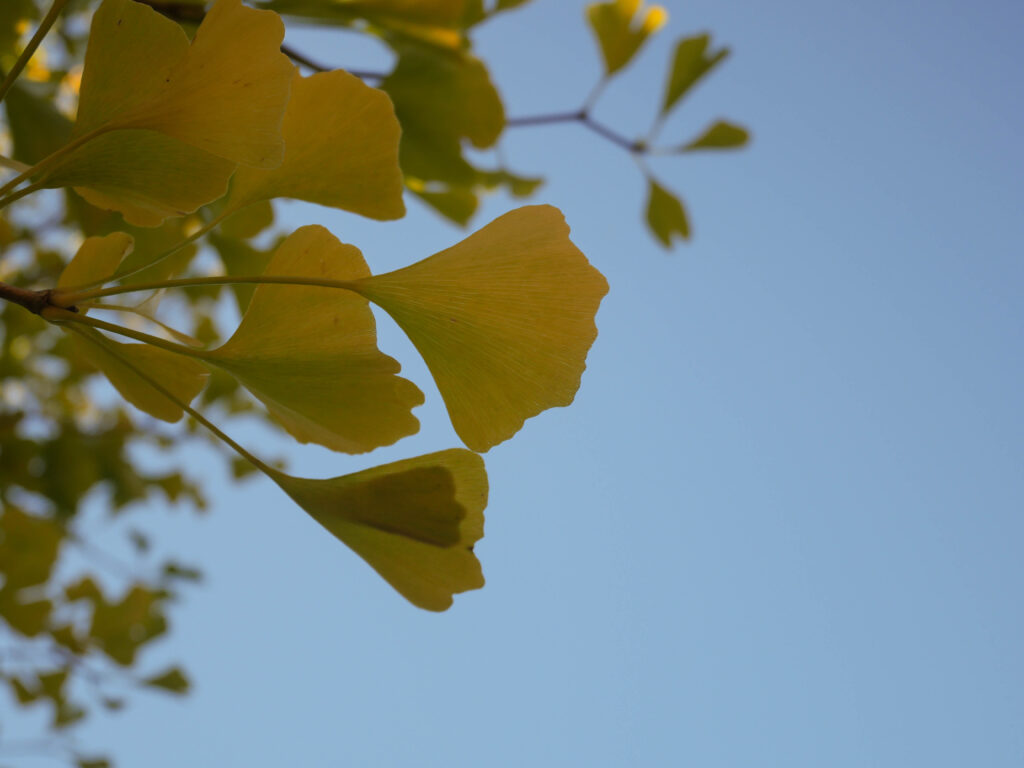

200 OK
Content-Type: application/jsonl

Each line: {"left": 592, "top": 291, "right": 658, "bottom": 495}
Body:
{"left": 0, "top": 0, "right": 745, "bottom": 764}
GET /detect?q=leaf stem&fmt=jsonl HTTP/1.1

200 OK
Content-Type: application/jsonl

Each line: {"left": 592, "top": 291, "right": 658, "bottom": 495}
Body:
{"left": 58, "top": 274, "right": 361, "bottom": 306}
{"left": 63, "top": 323, "right": 277, "bottom": 476}
{"left": 45, "top": 307, "right": 212, "bottom": 361}
{"left": 0, "top": 126, "right": 105, "bottom": 201}
{"left": 0, "top": 181, "right": 47, "bottom": 210}
{"left": 0, "top": 0, "right": 70, "bottom": 106}
{"left": 280, "top": 43, "right": 385, "bottom": 81}
{"left": 505, "top": 110, "right": 643, "bottom": 153}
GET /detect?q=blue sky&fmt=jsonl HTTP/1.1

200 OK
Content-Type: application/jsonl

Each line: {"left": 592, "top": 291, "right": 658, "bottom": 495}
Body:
{"left": 7, "top": 0, "right": 1024, "bottom": 765}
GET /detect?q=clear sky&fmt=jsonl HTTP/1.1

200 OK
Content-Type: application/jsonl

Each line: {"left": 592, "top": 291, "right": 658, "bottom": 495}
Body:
{"left": 9, "top": 0, "right": 1024, "bottom": 765}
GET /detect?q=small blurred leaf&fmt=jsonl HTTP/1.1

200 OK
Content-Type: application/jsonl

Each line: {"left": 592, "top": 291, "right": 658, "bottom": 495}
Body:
{"left": 587, "top": 0, "right": 667, "bottom": 76}
{"left": 54, "top": 702, "right": 87, "bottom": 729}
{"left": 0, "top": 588, "right": 53, "bottom": 637}
{"left": 660, "top": 33, "right": 729, "bottom": 116}
{"left": 3, "top": 81, "right": 73, "bottom": 165}
{"left": 143, "top": 666, "right": 190, "bottom": 694}
{"left": 8, "top": 676, "right": 39, "bottom": 705}
{"left": 383, "top": 49, "right": 504, "bottom": 186}
{"left": 678, "top": 120, "right": 749, "bottom": 152}
{"left": 412, "top": 187, "right": 477, "bottom": 225}
{"left": 645, "top": 179, "right": 689, "bottom": 247}
{"left": 76, "top": 758, "right": 112, "bottom": 768}
{"left": 219, "top": 200, "right": 274, "bottom": 240}
{"left": 161, "top": 561, "right": 202, "bottom": 583}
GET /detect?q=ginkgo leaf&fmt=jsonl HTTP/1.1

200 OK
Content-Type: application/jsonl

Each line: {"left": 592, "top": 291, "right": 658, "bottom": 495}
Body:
{"left": 218, "top": 200, "right": 274, "bottom": 240}
{"left": 645, "top": 178, "right": 689, "bottom": 247}
{"left": 3, "top": 81, "right": 73, "bottom": 165}
{"left": 74, "top": 0, "right": 292, "bottom": 167}
{"left": 382, "top": 49, "right": 504, "bottom": 186}
{"left": 271, "top": 449, "right": 486, "bottom": 611}
{"left": 678, "top": 120, "right": 749, "bottom": 152}
{"left": 57, "top": 232, "right": 134, "bottom": 296}
{"left": 587, "top": 0, "right": 667, "bottom": 77}
{"left": 226, "top": 69, "right": 405, "bottom": 220}
{"left": 65, "top": 327, "right": 208, "bottom": 423}
{"left": 204, "top": 226, "right": 424, "bottom": 454}
{"left": 44, "top": 130, "right": 235, "bottom": 227}
{"left": 660, "top": 33, "right": 729, "bottom": 117}
{"left": 350, "top": 205, "right": 609, "bottom": 452}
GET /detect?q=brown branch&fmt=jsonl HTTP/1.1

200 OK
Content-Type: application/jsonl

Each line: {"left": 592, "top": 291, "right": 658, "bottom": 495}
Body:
{"left": 280, "top": 44, "right": 385, "bottom": 81}
{"left": 505, "top": 110, "right": 645, "bottom": 153}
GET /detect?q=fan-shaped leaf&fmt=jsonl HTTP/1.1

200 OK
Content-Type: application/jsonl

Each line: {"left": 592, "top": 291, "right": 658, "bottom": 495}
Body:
{"left": 587, "top": 0, "right": 667, "bottom": 76}
{"left": 272, "top": 449, "right": 486, "bottom": 611}
{"left": 660, "top": 33, "right": 729, "bottom": 116}
{"left": 205, "top": 226, "right": 423, "bottom": 454}
{"left": 67, "top": 327, "right": 208, "bottom": 423}
{"left": 382, "top": 49, "right": 504, "bottom": 186}
{"left": 351, "top": 205, "right": 608, "bottom": 452}
{"left": 57, "top": 232, "right": 134, "bottom": 296}
{"left": 45, "top": 130, "right": 234, "bottom": 227}
{"left": 678, "top": 120, "right": 749, "bottom": 152}
{"left": 226, "top": 69, "right": 404, "bottom": 220}
{"left": 645, "top": 178, "right": 689, "bottom": 247}
{"left": 74, "top": 0, "right": 292, "bottom": 167}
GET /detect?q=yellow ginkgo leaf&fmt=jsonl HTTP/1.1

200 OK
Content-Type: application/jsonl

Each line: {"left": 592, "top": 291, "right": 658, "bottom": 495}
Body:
{"left": 45, "top": 130, "right": 235, "bottom": 227}
{"left": 63, "top": 326, "right": 208, "bottom": 423}
{"left": 587, "top": 0, "right": 667, "bottom": 76}
{"left": 351, "top": 205, "right": 609, "bottom": 452}
{"left": 57, "top": 232, "right": 134, "bottom": 296}
{"left": 226, "top": 69, "right": 405, "bottom": 220}
{"left": 204, "top": 226, "right": 424, "bottom": 454}
{"left": 74, "top": 0, "right": 292, "bottom": 167}
{"left": 271, "top": 449, "right": 486, "bottom": 611}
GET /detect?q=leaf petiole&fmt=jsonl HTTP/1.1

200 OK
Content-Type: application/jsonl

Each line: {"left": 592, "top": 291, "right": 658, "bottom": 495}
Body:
{"left": 62, "top": 323, "right": 277, "bottom": 477}
{"left": 0, "top": 0, "right": 71, "bottom": 106}
{"left": 57, "top": 274, "right": 361, "bottom": 306}
{"left": 43, "top": 307, "right": 211, "bottom": 361}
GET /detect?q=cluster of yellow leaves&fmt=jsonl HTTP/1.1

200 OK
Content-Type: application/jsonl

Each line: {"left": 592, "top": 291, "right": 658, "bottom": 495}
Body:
{"left": 28, "top": 0, "right": 608, "bottom": 610}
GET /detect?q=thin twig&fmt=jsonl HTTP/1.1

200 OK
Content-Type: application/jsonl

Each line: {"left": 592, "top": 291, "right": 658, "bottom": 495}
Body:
{"left": 281, "top": 43, "right": 386, "bottom": 81}
{"left": 504, "top": 110, "right": 643, "bottom": 153}
{"left": 0, "top": 0, "right": 71, "bottom": 106}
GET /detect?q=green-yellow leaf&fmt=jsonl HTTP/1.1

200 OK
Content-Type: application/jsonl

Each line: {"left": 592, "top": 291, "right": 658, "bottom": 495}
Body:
{"left": 678, "top": 120, "right": 749, "bottom": 152}
{"left": 143, "top": 666, "right": 190, "bottom": 694}
{"left": 219, "top": 200, "right": 274, "bottom": 240}
{"left": 45, "top": 130, "right": 235, "bottom": 227}
{"left": 660, "top": 33, "right": 729, "bottom": 116}
{"left": 645, "top": 179, "right": 689, "bottom": 247}
{"left": 272, "top": 448, "right": 486, "bottom": 611}
{"left": 351, "top": 205, "right": 609, "bottom": 452}
{"left": 66, "top": 327, "right": 208, "bottom": 423}
{"left": 74, "top": 0, "right": 292, "bottom": 167}
{"left": 3, "top": 81, "right": 72, "bottom": 165}
{"left": 204, "top": 226, "right": 423, "bottom": 454}
{"left": 57, "top": 232, "right": 135, "bottom": 296}
{"left": 226, "top": 69, "right": 404, "bottom": 220}
{"left": 587, "top": 0, "right": 667, "bottom": 76}
{"left": 209, "top": 232, "right": 274, "bottom": 314}
{"left": 383, "top": 49, "right": 504, "bottom": 186}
